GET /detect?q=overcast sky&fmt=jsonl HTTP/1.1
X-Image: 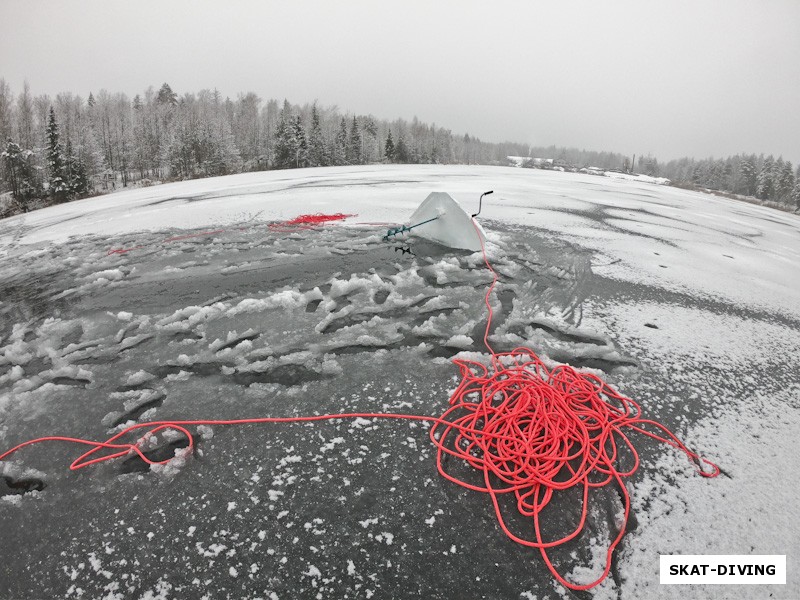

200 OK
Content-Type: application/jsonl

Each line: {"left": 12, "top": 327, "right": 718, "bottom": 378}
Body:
{"left": 2, "top": 0, "right": 799, "bottom": 164}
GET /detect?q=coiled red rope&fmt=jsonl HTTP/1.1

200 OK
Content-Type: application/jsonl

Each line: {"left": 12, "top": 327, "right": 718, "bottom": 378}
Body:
{"left": 1, "top": 216, "right": 718, "bottom": 590}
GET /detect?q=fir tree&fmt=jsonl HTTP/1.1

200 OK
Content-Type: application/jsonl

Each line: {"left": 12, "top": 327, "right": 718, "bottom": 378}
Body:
{"left": 777, "top": 160, "right": 795, "bottom": 202}
{"left": 792, "top": 181, "right": 800, "bottom": 209}
{"left": 292, "top": 115, "right": 308, "bottom": 168}
{"left": 394, "top": 134, "right": 409, "bottom": 163}
{"left": 18, "top": 147, "right": 41, "bottom": 203}
{"left": 691, "top": 162, "right": 708, "bottom": 184}
{"left": 83, "top": 128, "right": 108, "bottom": 181}
{"left": 347, "top": 116, "right": 362, "bottom": 164}
{"left": 273, "top": 100, "right": 296, "bottom": 169}
{"left": 307, "top": 103, "right": 326, "bottom": 167}
{"left": 332, "top": 117, "right": 348, "bottom": 166}
{"left": 739, "top": 156, "right": 757, "bottom": 196}
{"left": 70, "top": 156, "right": 90, "bottom": 197}
{"left": 361, "top": 117, "right": 377, "bottom": 162}
{"left": 756, "top": 155, "right": 775, "bottom": 200}
{"left": 156, "top": 83, "right": 178, "bottom": 106}
{"left": 87, "top": 92, "right": 95, "bottom": 108}
{"left": 206, "top": 120, "right": 241, "bottom": 176}
{"left": 774, "top": 157, "right": 785, "bottom": 196}
{"left": 65, "top": 139, "right": 90, "bottom": 197}
{"left": 430, "top": 141, "right": 440, "bottom": 165}
{"left": 384, "top": 130, "right": 395, "bottom": 163}
{"left": 46, "top": 107, "right": 69, "bottom": 203}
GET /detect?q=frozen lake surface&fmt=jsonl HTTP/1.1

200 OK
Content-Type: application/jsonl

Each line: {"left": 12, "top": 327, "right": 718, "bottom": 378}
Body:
{"left": 1, "top": 166, "right": 798, "bottom": 599}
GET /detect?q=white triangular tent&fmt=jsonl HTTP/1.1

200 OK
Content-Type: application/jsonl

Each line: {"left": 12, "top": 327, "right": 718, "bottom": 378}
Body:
{"left": 404, "top": 192, "right": 487, "bottom": 252}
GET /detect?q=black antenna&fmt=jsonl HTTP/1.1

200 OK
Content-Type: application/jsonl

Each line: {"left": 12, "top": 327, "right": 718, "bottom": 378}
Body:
{"left": 472, "top": 190, "right": 494, "bottom": 217}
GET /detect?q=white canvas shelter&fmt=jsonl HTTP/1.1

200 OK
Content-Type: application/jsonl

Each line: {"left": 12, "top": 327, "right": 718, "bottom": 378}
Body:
{"left": 404, "top": 192, "right": 487, "bottom": 252}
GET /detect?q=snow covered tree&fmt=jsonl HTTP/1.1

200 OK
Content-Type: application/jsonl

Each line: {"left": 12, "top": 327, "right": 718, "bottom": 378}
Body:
{"left": 65, "top": 139, "right": 89, "bottom": 198}
{"left": 307, "top": 103, "right": 326, "bottom": 167}
{"left": 691, "top": 161, "right": 709, "bottom": 185}
{"left": 166, "top": 121, "right": 190, "bottom": 179}
{"left": 347, "top": 116, "right": 362, "bottom": 164}
{"left": 164, "top": 90, "right": 242, "bottom": 178}
{"left": 131, "top": 93, "right": 148, "bottom": 179}
{"left": 0, "top": 80, "right": 13, "bottom": 195}
{"left": 46, "top": 107, "right": 69, "bottom": 202}
{"left": 259, "top": 99, "right": 279, "bottom": 167}
{"left": 360, "top": 117, "right": 378, "bottom": 163}
{"left": 12, "top": 80, "right": 800, "bottom": 206}
{"left": 792, "top": 181, "right": 800, "bottom": 209}
{"left": 1, "top": 139, "right": 41, "bottom": 210}
{"left": 80, "top": 127, "right": 107, "bottom": 184}
{"left": 0, "top": 79, "right": 13, "bottom": 146}
{"left": 292, "top": 115, "right": 308, "bottom": 168}
{"left": 2, "top": 140, "right": 22, "bottom": 201}
{"left": 384, "top": 130, "right": 395, "bottom": 163}
{"left": 112, "top": 93, "right": 134, "bottom": 186}
{"left": 774, "top": 157, "right": 785, "bottom": 194}
{"left": 756, "top": 155, "right": 775, "bottom": 200}
{"left": 394, "top": 134, "right": 410, "bottom": 163}
{"left": 156, "top": 83, "right": 178, "bottom": 106}
{"left": 332, "top": 117, "right": 348, "bottom": 166}
{"left": 639, "top": 154, "right": 659, "bottom": 177}
{"left": 232, "top": 92, "right": 261, "bottom": 168}
{"left": 776, "top": 160, "right": 795, "bottom": 203}
{"left": 206, "top": 119, "right": 241, "bottom": 176}
{"left": 16, "top": 81, "right": 34, "bottom": 151}
{"left": 273, "top": 100, "right": 296, "bottom": 169}
{"left": 738, "top": 156, "right": 757, "bottom": 196}
{"left": 430, "top": 135, "right": 441, "bottom": 165}
{"left": 271, "top": 105, "right": 307, "bottom": 169}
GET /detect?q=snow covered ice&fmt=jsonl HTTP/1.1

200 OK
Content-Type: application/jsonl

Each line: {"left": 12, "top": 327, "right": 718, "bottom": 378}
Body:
{"left": 0, "top": 165, "right": 798, "bottom": 599}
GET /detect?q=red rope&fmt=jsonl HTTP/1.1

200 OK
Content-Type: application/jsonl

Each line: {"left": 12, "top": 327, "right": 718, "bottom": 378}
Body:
{"left": 2, "top": 216, "right": 718, "bottom": 590}
{"left": 267, "top": 212, "right": 355, "bottom": 233}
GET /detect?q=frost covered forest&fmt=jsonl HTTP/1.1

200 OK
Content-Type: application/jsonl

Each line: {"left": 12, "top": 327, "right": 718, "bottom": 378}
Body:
{"left": 0, "top": 81, "right": 532, "bottom": 215}
{"left": 656, "top": 153, "right": 800, "bottom": 207}
{"left": 1, "top": 79, "right": 799, "bottom": 217}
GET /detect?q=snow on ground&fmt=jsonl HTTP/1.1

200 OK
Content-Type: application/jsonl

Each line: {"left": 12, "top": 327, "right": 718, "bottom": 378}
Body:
{"left": 0, "top": 165, "right": 798, "bottom": 599}
{"left": 2, "top": 165, "right": 796, "bottom": 319}
{"left": 602, "top": 170, "right": 671, "bottom": 186}
{"left": 578, "top": 299, "right": 800, "bottom": 599}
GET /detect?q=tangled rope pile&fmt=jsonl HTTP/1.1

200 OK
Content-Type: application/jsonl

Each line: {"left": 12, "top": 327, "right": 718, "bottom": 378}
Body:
{"left": 1, "top": 215, "right": 719, "bottom": 591}
{"left": 430, "top": 349, "right": 718, "bottom": 589}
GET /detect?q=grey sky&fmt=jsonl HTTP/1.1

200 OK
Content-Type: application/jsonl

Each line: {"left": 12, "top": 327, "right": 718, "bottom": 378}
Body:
{"left": 2, "top": 0, "right": 799, "bottom": 163}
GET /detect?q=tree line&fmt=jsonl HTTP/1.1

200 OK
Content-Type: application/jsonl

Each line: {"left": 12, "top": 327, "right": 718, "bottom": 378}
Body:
{"left": 1, "top": 79, "right": 798, "bottom": 215}
{"left": 650, "top": 153, "right": 800, "bottom": 208}
{"left": 0, "top": 80, "right": 529, "bottom": 214}
{"left": 519, "top": 150, "right": 799, "bottom": 210}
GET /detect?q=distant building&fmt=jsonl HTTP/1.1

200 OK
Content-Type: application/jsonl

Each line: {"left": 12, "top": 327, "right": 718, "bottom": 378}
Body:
{"left": 505, "top": 156, "right": 555, "bottom": 169}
